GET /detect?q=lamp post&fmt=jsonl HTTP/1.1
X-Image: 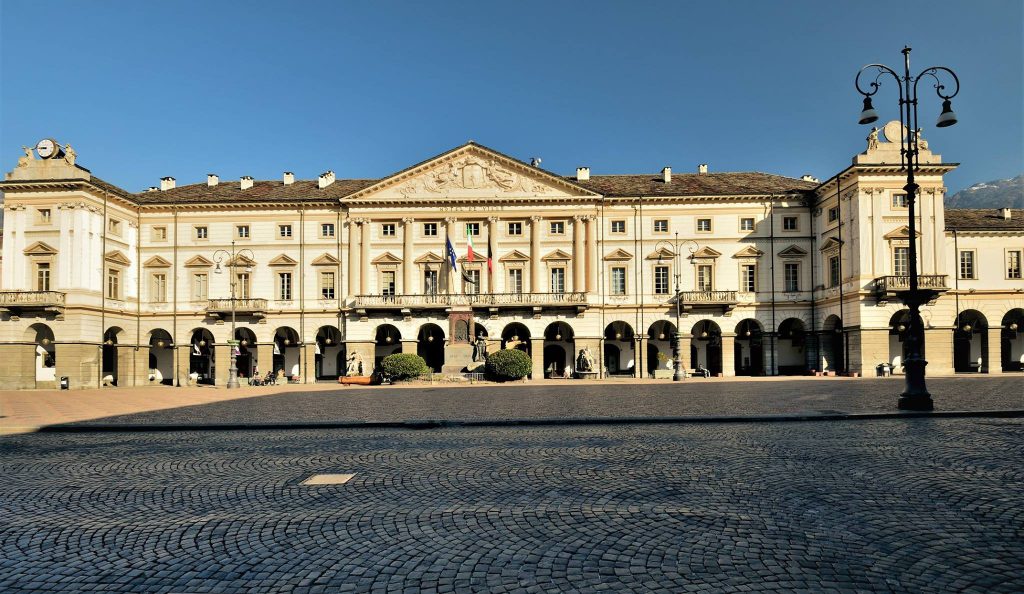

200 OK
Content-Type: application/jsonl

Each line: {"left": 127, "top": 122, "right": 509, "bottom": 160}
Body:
{"left": 656, "top": 233, "right": 698, "bottom": 381}
{"left": 856, "top": 46, "right": 959, "bottom": 411}
{"left": 213, "top": 241, "right": 255, "bottom": 389}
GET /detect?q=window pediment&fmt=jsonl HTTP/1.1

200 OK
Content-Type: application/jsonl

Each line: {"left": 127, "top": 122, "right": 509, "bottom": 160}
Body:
{"left": 311, "top": 253, "right": 341, "bottom": 266}
{"left": 603, "top": 248, "right": 634, "bottom": 261}
{"left": 732, "top": 246, "right": 764, "bottom": 258}
{"left": 414, "top": 251, "right": 445, "bottom": 264}
{"left": 184, "top": 255, "right": 214, "bottom": 267}
{"left": 23, "top": 241, "right": 58, "bottom": 256}
{"left": 372, "top": 252, "right": 403, "bottom": 265}
{"left": 499, "top": 250, "right": 530, "bottom": 262}
{"left": 646, "top": 247, "right": 676, "bottom": 260}
{"left": 542, "top": 249, "right": 572, "bottom": 261}
{"left": 690, "top": 246, "right": 721, "bottom": 259}
{"left": 882, "top": 225, "right": 921, "bottom": 240}
{"left": 268, "top": 254, "right": 298, "bottom": 266}
{"left": 819, "top": 237, "right": 844, "bottom": 252}
{"left": 778, "top": 245, "right": 808, "bottom": 258}
{"left": 143, "top": 255, "right": 172, "bottom": 267}
{"left": 104, "top": 250, "right": 131, "bottom": 265}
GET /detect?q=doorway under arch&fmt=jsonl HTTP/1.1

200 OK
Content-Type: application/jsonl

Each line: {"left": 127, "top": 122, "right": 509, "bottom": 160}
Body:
{"left": 374, "top": 324, "right": 402, "bottom": 371}
{"left": 691, "top": 320, "right": 722, "bottom": 376}
{"left": 734, "top": 319, "right": 764, "bottom": 376}
{"left": 647, "top": 320, "right": 677, "bottom": 377}
{"left": 1001, "top": 309, "right": 1024, "bottom": 372}
{"left": 189, "top": 328, "right": 216, "bottom": 385}
{"left": 417, "top": 323, "right": 446, "bottom": 372}
{"left": 954, "top": 310, "right": 988, "bottom": 373}
{"left": 822, "top": 315, "right": 845, "bottom": 374}
{"left": 315, "top": 325, "right": 343, "bottom": 380}
{"left": 543, "top": 321, "right": 574, "bottom": 378}
{"left": 604, "top": 321, "right": 635, "bottom": 376}
{"left": 102, "top": 327, "right": 124, "bottom": 386}
{"left": 148, "top": 329, "right": 174, "bottom": 385}
{"left": 777, "top": 318, "right": 808, "bottom": 375}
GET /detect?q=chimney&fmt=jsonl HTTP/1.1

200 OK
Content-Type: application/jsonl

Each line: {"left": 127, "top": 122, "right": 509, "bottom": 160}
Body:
{"left": 207, "top": 174, "right": 219, "bottom": 186}
{"left": 1000, "top": 207, "right": 1012, "bottom": 220}
{"left": 576, "top": 167, "right": 590, "bottom": 181}
{"left": 147, "top": 186, "right": 159, "bottom": 192}
{"left": 160, "top": 176, "right": 176, "bottom": 191}
{"left": 318, "top": 170, "right": 335, "bottom": 189}
{"left": 698, "top": 163, "right": 708, "bottom": 175}
{"left": 801, "top": 174, "right": 819, "bottom": 183}
{"left": 530, "top": 157, "right": 542, "bottom": 167}
{"left": 662, "top": 167, "right": 672, "bottom": 183}
{"left": 240, "top": 175, "right": 254, "bottom": 190}
{"left": 283, "top": 172, "right": 295, "bottom": 185}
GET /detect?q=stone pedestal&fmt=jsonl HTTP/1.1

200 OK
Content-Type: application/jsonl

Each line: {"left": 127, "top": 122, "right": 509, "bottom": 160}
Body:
{"left": 442, "top": 343, "right": 474, "bottom": 374}
{"left": 987, "top": 328, "right": 1003, "bottom": 373}
{"left": 343, "top": 341, "right": 375, "bottom": 376}
{"left": 574, "top": 337, "right": 602, "bottom": 379}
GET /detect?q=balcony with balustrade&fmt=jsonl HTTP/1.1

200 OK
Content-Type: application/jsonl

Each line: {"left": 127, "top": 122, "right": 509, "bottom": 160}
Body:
{"left": 0, "top": 291, "right": 66, "bottom": 320}
{"left": 676, "top": 290, "right": 739, "bottom": 313}
{"left": 872, "top": 275, "right": 949, "bottom": 305}
{"left": 206, "top": 298, "right": 268, "bottom": 321}
{"left": 353, "top": 292, "right": 589, "bottom": 318}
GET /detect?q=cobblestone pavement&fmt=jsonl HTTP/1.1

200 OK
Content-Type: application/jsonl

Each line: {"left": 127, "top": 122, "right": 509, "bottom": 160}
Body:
{"left": 2, "top": 417, "right": 1022, "bottom": 593}
{"left": 54, "top": 376, "right": 1024, "bottom": 428}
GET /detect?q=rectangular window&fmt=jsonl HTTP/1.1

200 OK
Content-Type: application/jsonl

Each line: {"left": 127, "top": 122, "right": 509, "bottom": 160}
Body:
{"left": 740, "top": 217, "right": 755, "bottom": 231}
{"left": 382, "top": 223, "right": 396, "bottom": 237}
{"left": 611, "top": 220, "right": 626, "bottom": 234}
{"left": 38, "top": 209, "right": 51, "bottom": 224}
{"left": 508, "top": 268, "right": 523, "bottom": 294}
{"left": 192, "top": 273, "right": 208, "bottom": 301}
{"left": 549, "top": 221, "right": 565, "bottom": 234}
{"left": 1008, "top": 250, "right": 1022, "bottom": 279}
{"left": 107, "top": 218, "right": 121, "bottom": 235}
{"left": 697, "top": 265, "right": 713, "bottom": 291}
{"left": 697, "top": 218, "right": 712, "bottom": 232}
{"left": 610, "top": 267, "right": 626, "bottom": 295}
{"left": 151, "top": 273, "right": 167, "bottom": 303}
{"left": 829, "top": 255, "right": 841, "bottom": 287}
{"left": 465, "top": 222, "right": 480, "bottom": 236}
{"left": 423, "top": 222, "right": 438, "bottom": 237}
{"left": 36, "top": 263, "right": 51, "bottom": 291}
{"left": 465, "top": 269, "right": 481, "bottom": 294}
{"left": 320, "top": 271, "right": 336, "bottom": 300}
{"left": 550, "top": 267, "right": 565, "bottom": 294}
{"left": 278, "top": 224, "right": 292, "bottom": 238}
{"left": 195, "top": 226, "right": 208, "bottom": 240}
{"left": 237, "top": 225, "right": 250, "bottom": 239}
{"left": 827, "top": 206, "right": 839, "bottom": 222}
{"left": 654, "top": 265, "right": 669, "bottom": 295}
{"left": 153, "top": 226, "right": 167, "bottom": 241}
{"left": 893, "top": 246, "right": 910, "bottom": 277}
{"left": 507, "top": 222, "right": 522, "bottom": 236}
{"left": 959, "top": 250, "right": 975, "bottom": 279}
{"left": 278, "top": 272, "right": 292, "bottom": 300}
{"left": 424, "top": 270, "right": 439, "bottom": 294}
{"left": 381, "top": 271, "right": 396, "bottom": 296}
{"left": 783, "top": 216, "right": 798, "bottom": 231}
{"left": 784, "top": 262, "right": 800, "bottom": 292}
{"left": 321, "top": 223, "right": 335, "bottom": 238}
{"left": 741, "top": 264, "right": 756, "bottom": 293}
{"left": 892, "top": 193, "right": 908, "bottom": 208}
{"left": 654, "top": 219, "right": 669, "bottom": 233}
{"left": 236, "top": 273, "right": 250, "bottom": 299}
{"left": 106, "top": 268, "right": 120, "bottom": 299}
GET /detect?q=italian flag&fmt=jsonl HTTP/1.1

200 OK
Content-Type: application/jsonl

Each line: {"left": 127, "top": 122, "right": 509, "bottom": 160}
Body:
{"left": 466, "top": 224, "right": 475, "bottom": 262}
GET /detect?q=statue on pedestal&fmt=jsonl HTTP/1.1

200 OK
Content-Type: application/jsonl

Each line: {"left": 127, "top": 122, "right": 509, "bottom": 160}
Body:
{"left": 345, "top": 352, "right": 363, "bottom": 376}
{"left": 576, "top": 347, "right": 596, "bottom": 372}
{"left": 866, "top": 127, "right": 879, "bottom": 151}
{"left": 472, "top": 332, "right": 489, "bottom": 362}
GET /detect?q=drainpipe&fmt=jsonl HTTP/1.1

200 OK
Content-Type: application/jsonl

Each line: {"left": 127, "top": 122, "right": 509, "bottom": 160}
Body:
{"left": 99, "top": 190, "right": 107, "bottom": 389}
{"left": 768, "top": 197, "right": 777, "bottom": 375}
{"left": 172, "top": 207, "right": 179, "bottom": 386}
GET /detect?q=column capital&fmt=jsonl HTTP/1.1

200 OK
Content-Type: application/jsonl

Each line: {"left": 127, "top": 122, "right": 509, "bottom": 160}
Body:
{"left": 402, "top": 217, "right": 415, "bottom": 225}
{"left": 487, "top": 216, "right": 500, "bottom": 223}
{"left": 573, "top": 214, "right": 587, "bottom": 222}
{"left": 530, "top": 215, "right": 543, "bottom": 222}
{"left": 444, "top": 217, "right": 459, "bottom": 225}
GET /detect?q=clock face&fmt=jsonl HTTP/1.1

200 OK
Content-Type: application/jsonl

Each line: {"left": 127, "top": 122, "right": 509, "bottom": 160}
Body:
{"left": 36, "top": 139, "right": 57, "bottom": 159}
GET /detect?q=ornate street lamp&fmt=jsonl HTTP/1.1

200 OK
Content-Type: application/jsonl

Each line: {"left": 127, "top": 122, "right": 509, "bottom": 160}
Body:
{"left": 856, "top": 46, "right": 960, "bottom": 411}
{"left": 655, "top": 234, "right": 699, "bottom": 381}
{"left": 213, "top": 241, "right": 255, "bottom": 389}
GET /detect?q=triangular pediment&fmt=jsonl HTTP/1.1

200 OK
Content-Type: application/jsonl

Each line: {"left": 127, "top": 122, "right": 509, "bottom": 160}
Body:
{"left": 733, "top": 246, "right": 764, "bottom": 258}
{"left": 646, "top": 247, "right": 676, "bottom": 260}
{"left": 311, "top": 253, "right": 341, "bottom": 266}
{"left": 690, "top": 246, "right": 721, "bottom": 259}
{"left": 778, "top": 245, "right": 808, "bottom": 258}
{"left": 414, "top": 251, "right": 445, "bottom": 264}
{"left": 819, "top": 237, "right": 844, "bottom": 252}
{"left": 372, "top": 251, "right": 403, "bottom": 265}
{"left": 604, "top": 248, "right": 634, "bottom": 261}
{"left": 143, "top": 255, "right": 172, "bottom": 267}
{"left": 229, "top": 254, "right": 256, "bottom": 267}
{"left": 268, "top": 254, "right": 298, "bottom": 266}
{"left": 542, "top": 249, "right": 573, "bottom": 261}
{"left": 104, "top": 250, "right": 131, "bottom": 265}
{"left": 184, "top": 255, "right": 214, "bottom": 267}
{"left": 883, "top": 225, "right": 922, "bottom": 240}
{"left": 23, "top": 241, "right": 58, "bottom": 256}
{"left": 499, "top": 249, "right": 530, "bottom": 262}
{"left": 342, "top": 143, "right": 599, "bottom": 204}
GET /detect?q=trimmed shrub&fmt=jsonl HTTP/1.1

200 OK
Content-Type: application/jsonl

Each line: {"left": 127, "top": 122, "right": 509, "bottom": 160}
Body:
{"left": 380, "top": 353, "right": 429, "bottom": 380}
{"left": 486, "top": 348, "right": 532, "bottom": 380}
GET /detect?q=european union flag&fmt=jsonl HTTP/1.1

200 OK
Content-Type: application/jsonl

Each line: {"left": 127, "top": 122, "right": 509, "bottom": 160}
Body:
{"left": 445, "top": 236, "right": 457, "bottom": 271}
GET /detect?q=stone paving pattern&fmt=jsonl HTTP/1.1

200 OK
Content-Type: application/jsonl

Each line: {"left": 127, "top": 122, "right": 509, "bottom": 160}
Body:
{"left": 57, "top": 376, "right": 1024, "bottom": 428}
{"left": 2, "top": 417, "right": 1022, "bottom": 592}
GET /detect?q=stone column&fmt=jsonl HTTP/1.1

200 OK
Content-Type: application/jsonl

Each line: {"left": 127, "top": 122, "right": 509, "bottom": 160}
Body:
{"left": 176, "top": 345, "right": 191, "bottom": 386}
{"left": 487, "top": 217, "right": 499, "bottom": 293}
{"left": 116, "top": 345, "right": 135, "bottom": 387}
{"left": 347, "top": 218, "right": 360, "bottom": 297}
{"left": 987, "top": 327, "right": 1003, "bottom": 374}
{"left": 678, "top": 333, "right": 692, "bottom": 374}
{"left": 530, "top": 216, "right": 542, "bottom": 293}
{"left": 359, "top": 219, "right": 370, "bottom": 295}
{"left": 214, "top": 344, "right": 230, "bottom": 386}
{"left": 530, "top": 337, "right": 546, "bottom": 380}
{"left": 763, "top": 334, "right": 777, "bottom": 377}
{"left": 0, "top": 344, "right": 35, "bottom": 390}
{"left": 302, "top": 343, "right": 318, "bottom": 383}
{"left": 720, "top": 334, "right": 735, "bottom": 377}
{"left": 130, "top": 347, "right": 151, "bottom": 387}
{"left": 585, "top": 215, "right": 598, "bottom": 293}
{"left": 636, "top": 335, "right": 647, "bottom": 378}
{"left": 925, "top": 327, "right": 953, "bottom": 375}
{"left": 400, "top": 339, "right": 418, "bottom": 356}
{"left": 257, "top": 343, "right": 274, "bottom": 378}
{"left": 402, "top": 217, "right": 414, "bottom": 295}
{"left": 572, "top": 215, "right": 585, "bottom": 292}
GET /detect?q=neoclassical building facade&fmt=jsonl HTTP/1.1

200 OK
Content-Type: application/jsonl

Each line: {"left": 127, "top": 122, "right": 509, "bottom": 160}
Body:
{"left": 1, "top": 124, "right": 1022, "bottom": 389}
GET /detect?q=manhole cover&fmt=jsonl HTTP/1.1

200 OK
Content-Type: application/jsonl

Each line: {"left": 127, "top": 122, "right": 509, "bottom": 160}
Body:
{"left": 301, "top": 473, "right": 355, "bottom": 485}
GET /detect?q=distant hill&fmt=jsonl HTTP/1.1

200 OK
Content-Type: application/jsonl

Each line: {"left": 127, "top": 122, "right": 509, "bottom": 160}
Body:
{"left": 946, "top": 174, "right": 1023, "bottom": 209}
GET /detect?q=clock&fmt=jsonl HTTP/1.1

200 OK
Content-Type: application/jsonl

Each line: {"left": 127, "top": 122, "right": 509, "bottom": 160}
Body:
{"left": 35, "top": 138, "right": 59, "bottom": 159}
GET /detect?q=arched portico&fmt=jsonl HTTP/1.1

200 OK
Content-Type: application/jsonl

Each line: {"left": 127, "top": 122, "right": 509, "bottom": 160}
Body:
{"left": 647, "top": 320, "right": 676, "bottom": 377}
{"left": 102, "top": 327, "right": 125, "bottom": 386}
{"left": 28, "top": 323, "right": 56, "bottom": 386}
{"left": 189, "top": 328, "right": 216, "bottom": 384}
{"left": 374, "top": 324, "right": 402, "bottom": 370}
{"left": 234, "top": 327, "right": 258, "bottom": 380}
{"left": 604, "top": 321, "right": 635, "bottom": 376}
{"left": 954, "top": 310, "right": 988, "bottom": 373}
{"left": 777, "top": 318, "right": 808, "bottom": 375}
{"left": 691, "top": 320, "right": 722, "bottom": 376}
{"left": 1001, "top": 309, "right": 1024, "bottom": 372}
{"left": 888, "top": 310, "right": 911, "bottom": 373}
{"left": 148, "top": 329, "right": 174, "bottom": 385}
{"left": 734, "top": 319, "right": 764, "bottom": 376}
{"left": 315, "top": 325, "right": 343, "bottom": 380}
{"left": 543, "top": 321, "right": 574, "bottom": 378}
{"left": 821, "top": 315, "right": 845, "bottom": 374}
{"left": 273, "top": 327, "right": 301, "bottom": 380}
{"left": 417, "top": 323, "right": 446, "bottom": 372}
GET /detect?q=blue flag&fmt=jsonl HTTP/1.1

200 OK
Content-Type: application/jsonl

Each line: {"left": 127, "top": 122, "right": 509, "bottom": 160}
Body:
{"left": 445, "top": 236, "right": 458, "bottom": 271}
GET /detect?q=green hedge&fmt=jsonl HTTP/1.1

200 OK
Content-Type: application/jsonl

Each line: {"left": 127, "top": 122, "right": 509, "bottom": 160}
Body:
{"left": 485, "top": 348, "right": 532, "bottom": 380}
{"left": 380, "top": 353, "right": 429, "bottom": 380}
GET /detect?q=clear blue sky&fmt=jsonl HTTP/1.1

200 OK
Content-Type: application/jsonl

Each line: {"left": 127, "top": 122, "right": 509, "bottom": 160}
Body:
{"left": 2, "top": 0, "right": 1021, "bottom": 194}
